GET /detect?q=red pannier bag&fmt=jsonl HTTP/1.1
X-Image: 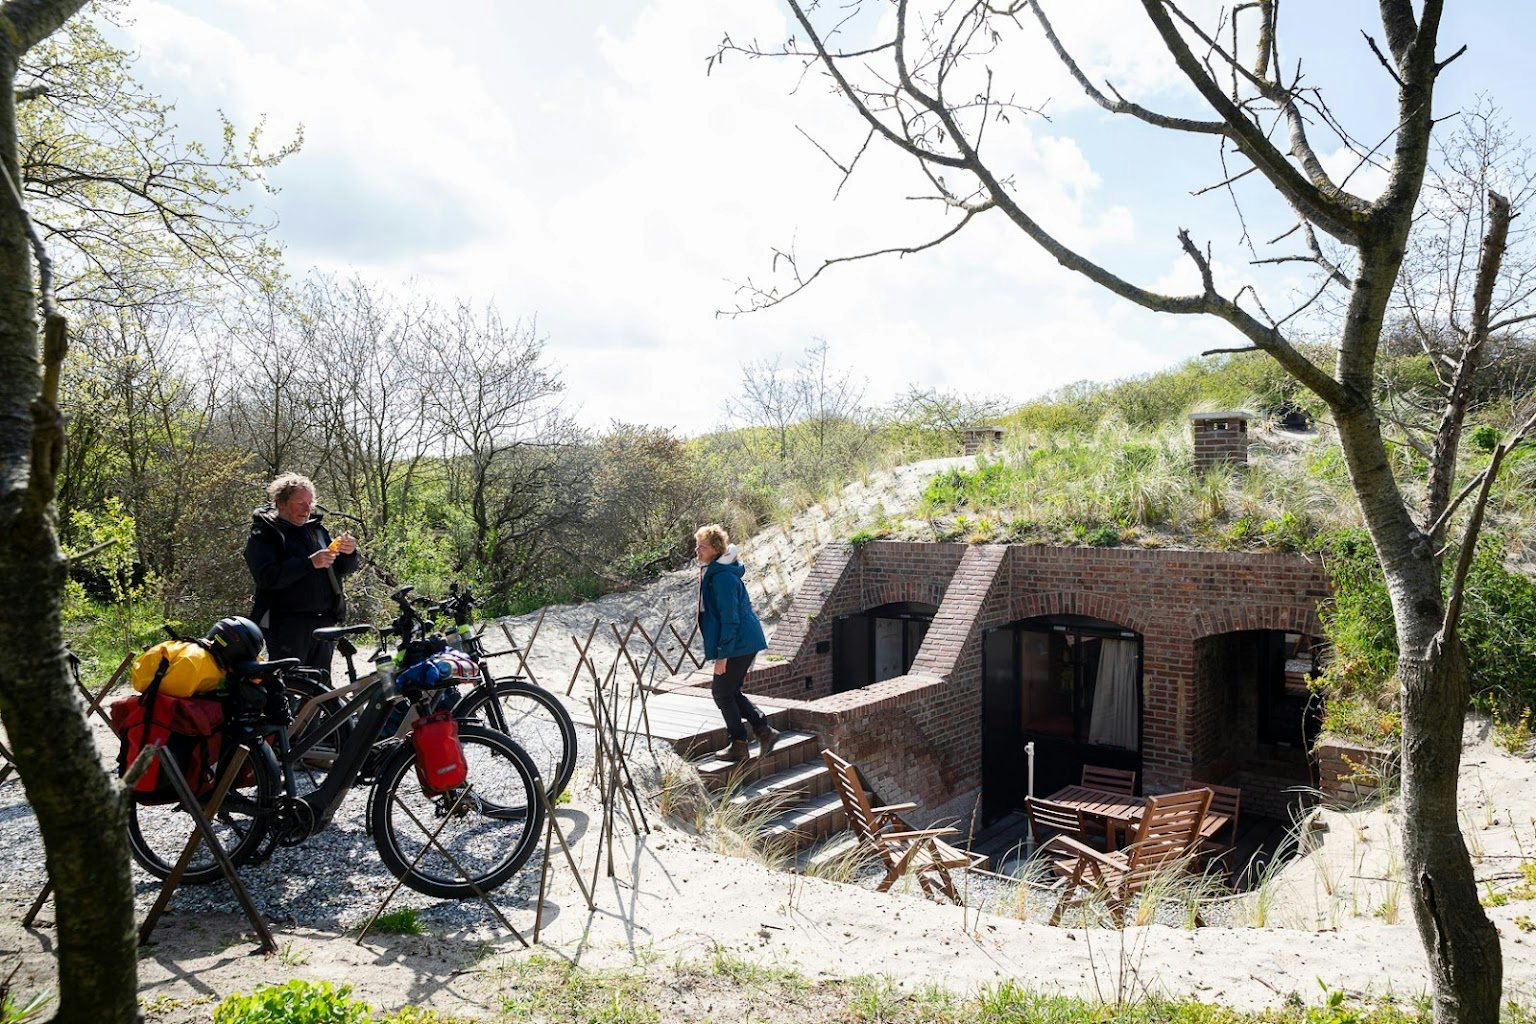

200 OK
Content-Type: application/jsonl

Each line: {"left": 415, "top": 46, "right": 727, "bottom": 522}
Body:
{"left": 410, "top": 711, "right": 467, "bottom": 795}
{"left": 110, "top": 691, "right": 227, "bottom": 805}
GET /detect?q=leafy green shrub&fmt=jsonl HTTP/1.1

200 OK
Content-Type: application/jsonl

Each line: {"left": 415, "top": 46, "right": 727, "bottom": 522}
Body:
{"left": 1314, "top": 529, "right": 1400, "bottom": 740}
{"left": 1085, "top": 524, "right": 1120, "bottom": 547}
{"left": 213, "top": 980, "right": 372, "bottom": 1024}
{"left": 1461, "top": 539, "right": 1536, "bottom": 719}
{"left": 1471, "top": 424, "right": 1500, "bottom": 452}
{"left": 1314, "top": 529, "right": 1536, "bottom": 743}
{"left": 370, "top": 908, "right": 426, "bottom": 936}
{"left": 1260, "top": 511, "right": 1309, "bottom": 552}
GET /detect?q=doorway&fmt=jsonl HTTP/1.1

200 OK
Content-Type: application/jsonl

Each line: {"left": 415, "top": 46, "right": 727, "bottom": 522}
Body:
{"left": 831, "top": 601, "right": 937, "bottom": 693}
{"left": 982, "top": 614, "right": 1143, "bottom": 823}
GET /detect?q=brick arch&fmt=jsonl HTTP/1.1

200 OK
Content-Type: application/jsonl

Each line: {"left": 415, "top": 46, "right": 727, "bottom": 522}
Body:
{"left": 1187, "top": 602, "right": 1323, "bottom": 641}
{"left": 860, "top": 579, "right": 945, "bottom": 612}
{"left": 1004, "top": 592, "right": 1152, "bottom": 637}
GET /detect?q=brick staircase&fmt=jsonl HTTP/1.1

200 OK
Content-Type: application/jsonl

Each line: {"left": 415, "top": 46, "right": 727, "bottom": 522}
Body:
{"left": 673, "top": 712, "right": 849, "bottom": 853}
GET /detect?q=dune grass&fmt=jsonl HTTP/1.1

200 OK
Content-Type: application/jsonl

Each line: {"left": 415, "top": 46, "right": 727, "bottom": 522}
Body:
{"left": 474, "top": 948, "right": 1471, "bottom": 1024}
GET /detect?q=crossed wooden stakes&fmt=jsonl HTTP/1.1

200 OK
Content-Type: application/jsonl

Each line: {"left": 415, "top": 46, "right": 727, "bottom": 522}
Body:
{"left": 568, "top": 615, "right": 703, "bottom": 696}
{"left": 357, "top": 782, "right": 533, "bottom": 946}
{"left": 24, "top": 744, "right": 278, "bottom": 955}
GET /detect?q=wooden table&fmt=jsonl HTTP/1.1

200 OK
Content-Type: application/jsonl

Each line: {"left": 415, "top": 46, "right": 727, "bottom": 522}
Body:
{"left": 1045, "top": 785, "right": 1232, "bottom": 855}
{"left": 1045, "top": 785, "right": 1145, "bottom": 852}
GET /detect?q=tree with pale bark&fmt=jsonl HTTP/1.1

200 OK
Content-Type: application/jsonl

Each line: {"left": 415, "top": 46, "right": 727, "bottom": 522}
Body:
{"left": 718, "top": 2, "right": 1533, "bottom": 1021}
{"left": 2, "top": 2, "right": 299, "bottom": 1019}
{"left": 1, "top": 2, "right": 138, "bottom": 1019}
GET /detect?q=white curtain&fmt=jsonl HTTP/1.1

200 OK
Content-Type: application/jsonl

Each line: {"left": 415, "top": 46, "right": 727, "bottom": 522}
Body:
{"left": 1088, "top": 639, "right": 1138, "bottom": 750}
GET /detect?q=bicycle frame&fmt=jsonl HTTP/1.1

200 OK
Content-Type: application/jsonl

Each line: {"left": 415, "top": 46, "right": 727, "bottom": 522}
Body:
{"left": 265, "top": 675, "right": 404, "bottom": 832}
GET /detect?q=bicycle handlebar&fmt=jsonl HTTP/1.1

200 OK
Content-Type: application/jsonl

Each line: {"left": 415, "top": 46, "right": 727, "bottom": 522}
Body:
{"left": 377, "top": 580, "right": 483, "bottom": 647}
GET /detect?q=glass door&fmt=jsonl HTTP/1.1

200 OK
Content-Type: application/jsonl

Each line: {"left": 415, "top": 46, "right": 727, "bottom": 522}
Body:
{"left": 983, "top": 616, "right": 1142, "bottom": 822}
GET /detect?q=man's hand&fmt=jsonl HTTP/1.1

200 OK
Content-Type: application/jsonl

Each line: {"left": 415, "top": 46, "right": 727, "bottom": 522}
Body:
{"left": 310, "top": 548, "right": 339, "bottom": 568}
{"left": 714, "top": 658, "right": 726, "bottom": 675}
{"left": 334, "top": 531, "right": 358, "bottom": 555}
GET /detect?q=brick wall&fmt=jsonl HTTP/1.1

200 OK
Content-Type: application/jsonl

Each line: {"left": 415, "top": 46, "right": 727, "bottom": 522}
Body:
{"left": 717, "top": 541, "right": 1331, "bottom": 828}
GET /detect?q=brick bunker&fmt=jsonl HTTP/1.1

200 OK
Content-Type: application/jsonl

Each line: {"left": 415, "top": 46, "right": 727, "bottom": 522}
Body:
{"left": 717, "top": 541, "right": 1333, "bottom": 828}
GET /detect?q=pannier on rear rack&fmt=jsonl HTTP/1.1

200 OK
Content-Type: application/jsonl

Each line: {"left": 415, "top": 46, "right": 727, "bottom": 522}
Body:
{"left": 110, "top": 690, "right": 226, "bottom": 804}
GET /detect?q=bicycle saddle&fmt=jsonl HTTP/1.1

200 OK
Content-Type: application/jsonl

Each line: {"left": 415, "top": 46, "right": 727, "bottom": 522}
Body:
{"left": 313, "top": 624, "right": 374, "bottom": 641}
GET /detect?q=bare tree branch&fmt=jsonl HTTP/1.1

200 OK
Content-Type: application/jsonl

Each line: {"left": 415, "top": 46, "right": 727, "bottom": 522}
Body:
{"left": 1362, "top": 31, "right": 1406, "bottom": 88}
{"left": 721, "top": 205, "right": 990, "bottom": 317}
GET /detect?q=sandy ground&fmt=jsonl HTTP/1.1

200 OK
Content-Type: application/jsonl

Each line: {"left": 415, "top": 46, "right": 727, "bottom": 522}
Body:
{"left": 10, "top": 725, "right": 1535, "bottom": 1020}
{"left": 6, "top": 456, "right": 1536, "bottom": 1018}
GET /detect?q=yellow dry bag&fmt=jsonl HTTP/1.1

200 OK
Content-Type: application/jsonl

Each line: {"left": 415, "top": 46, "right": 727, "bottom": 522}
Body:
{"left": 130, "top": 640, "right": 225, "bottom": 698}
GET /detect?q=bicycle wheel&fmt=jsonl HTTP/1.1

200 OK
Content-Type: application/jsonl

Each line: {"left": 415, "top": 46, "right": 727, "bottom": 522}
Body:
{"left": 453, "top": 679, "right": 576, "bottom": 799}
{"left": 366, "top": 724, "right": 545, "bottom": 899}
{"left": 127, "top": 737, "right": 277, "bottom": 886}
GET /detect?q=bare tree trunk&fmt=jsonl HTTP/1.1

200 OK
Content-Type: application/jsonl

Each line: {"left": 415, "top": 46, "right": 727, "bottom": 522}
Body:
{"left": 0, "top": 5, "right": 138, "bottom": 1019}
{"left": 1337, "top": 384, "right": 1503, "bottom": 1023}
{"left": 1398, "top": 638, "right": 1503, "bottom": 1023}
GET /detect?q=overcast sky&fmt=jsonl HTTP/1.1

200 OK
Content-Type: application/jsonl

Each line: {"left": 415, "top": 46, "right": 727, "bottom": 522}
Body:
{"left": 106, "top": 1, "right": 1536, "bottom": 436}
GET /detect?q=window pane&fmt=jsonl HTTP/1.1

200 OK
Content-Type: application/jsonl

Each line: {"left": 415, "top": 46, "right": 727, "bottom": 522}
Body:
{"left": 1019, "top": 631, "right": 1072, "bottom": 738}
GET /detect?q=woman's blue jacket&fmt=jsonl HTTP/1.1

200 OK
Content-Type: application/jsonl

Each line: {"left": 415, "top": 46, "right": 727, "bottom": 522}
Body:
{"left": 699, "top": 559, "right": 768, "bottom": 660}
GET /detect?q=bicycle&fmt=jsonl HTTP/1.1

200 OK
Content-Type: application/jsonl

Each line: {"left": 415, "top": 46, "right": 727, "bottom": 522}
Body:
{"left": 284, "top": 584, "right": 577, "bottom": 800}
{"left": 126, "top": 646, "right": 546, "bottom": 900}
{"left": 414, "top": 583, "right": 578, "bottom": 800}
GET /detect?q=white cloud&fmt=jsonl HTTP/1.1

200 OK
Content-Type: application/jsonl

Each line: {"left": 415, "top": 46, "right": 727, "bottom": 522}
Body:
{"left": 1323, "top": 146, "right": 1391, "bottom": 202}
{"left": 101, "top": 0, "right": 1441, "bottom": 435}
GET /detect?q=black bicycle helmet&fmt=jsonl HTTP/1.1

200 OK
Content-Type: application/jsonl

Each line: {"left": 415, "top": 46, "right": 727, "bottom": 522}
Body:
{"left": 205, "top": 616, "right": 266, "bottom": 674}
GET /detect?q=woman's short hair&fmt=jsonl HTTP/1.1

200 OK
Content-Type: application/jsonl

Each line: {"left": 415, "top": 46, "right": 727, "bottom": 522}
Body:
{"left": 267, "top": 473, "right": 316, "bottom": 506}
{"left": 694, "top": 524, "right": 728, "bottom": 557}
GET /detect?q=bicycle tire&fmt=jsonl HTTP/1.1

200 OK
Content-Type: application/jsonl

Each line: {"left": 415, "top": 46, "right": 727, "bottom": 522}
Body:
{"left": 366, "top": 724, "right": 545, "bottom": 899}
{"left": 453, "top": 678, "right": 577, "bottom": 799}
{"left": 126, "top": 736, "right": 278, "bottom": 885}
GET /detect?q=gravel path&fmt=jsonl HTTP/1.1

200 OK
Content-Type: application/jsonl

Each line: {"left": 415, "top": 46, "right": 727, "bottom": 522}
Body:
{"left": 0, "top": 703, "right": 598, "bottom": 938}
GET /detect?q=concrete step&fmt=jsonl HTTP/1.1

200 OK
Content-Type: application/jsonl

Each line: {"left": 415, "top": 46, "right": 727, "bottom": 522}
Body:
{"left": 694, "top": 730, "right": 819, "bottom": 790}
{"left": 726, "top": 760, "right": 832, "bottom": 809}
{"left": 761, "top": 790, "right": 847, "bottom": 849}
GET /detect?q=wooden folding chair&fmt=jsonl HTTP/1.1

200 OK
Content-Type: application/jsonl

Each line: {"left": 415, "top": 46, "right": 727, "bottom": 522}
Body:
{"left": 1042, "top": 787, "right": 1211, "bottom": 926}
{"left": 1024, "top": 795, "right": 1087, "bottom": 847}
{"left": 822, "top": 749, "right": 987, "bottom": 904}
{"left": 1080, "top": 764, "right": 1136, "bottom": 794}
{"left": 1185, "top": 781, "right": 1242, "bottom": 880}
{"left": 1079, "top": 765, "right": 1136, "bottom": 846}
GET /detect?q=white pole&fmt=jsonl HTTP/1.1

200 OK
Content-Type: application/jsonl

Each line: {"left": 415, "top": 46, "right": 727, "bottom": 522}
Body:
{"left": 1024, "top": 740, "right": 1037, "bottom": 853}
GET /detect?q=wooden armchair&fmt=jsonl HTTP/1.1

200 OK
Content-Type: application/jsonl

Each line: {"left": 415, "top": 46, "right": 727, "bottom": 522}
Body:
{"left": 1041, "top": 787, "right": 1212, "bottom": 925}
{"left": 822, "top": 749, "right": 987, "bottom": 904}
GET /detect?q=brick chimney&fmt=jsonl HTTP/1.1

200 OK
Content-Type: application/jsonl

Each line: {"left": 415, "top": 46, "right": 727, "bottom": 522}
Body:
{"left": 961, "top": 426, "right": 1004, "bottom": 455}
{"left": 1189, "top": 411, "right": 1251, "bottom": 471}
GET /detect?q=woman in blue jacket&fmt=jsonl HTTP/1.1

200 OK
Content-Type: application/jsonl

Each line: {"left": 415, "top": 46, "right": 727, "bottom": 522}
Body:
{"left": 695, "top": 524, "right": 779, "bottom": 762}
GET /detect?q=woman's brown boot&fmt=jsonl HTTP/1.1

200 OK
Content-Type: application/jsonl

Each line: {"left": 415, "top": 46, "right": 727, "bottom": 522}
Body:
{"left": 755, "top": 724, "right": 780, "bottom": 757}
{"left": 715, "top": 739, "right": 750, "bottom": 762}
